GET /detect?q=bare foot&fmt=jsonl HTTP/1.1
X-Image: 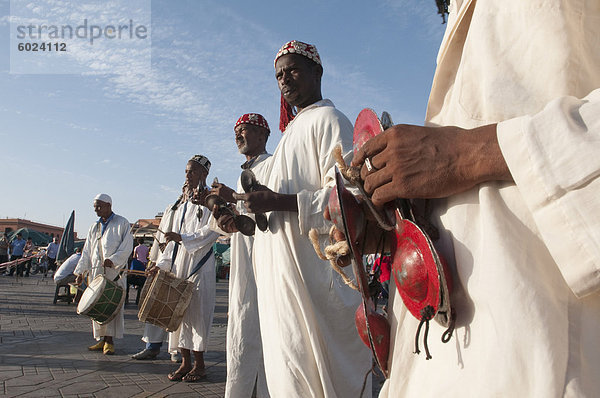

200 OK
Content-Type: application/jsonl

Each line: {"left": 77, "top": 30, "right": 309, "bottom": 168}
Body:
{"left": 168, "top": 365, "right": 192, "bottom": 381}
{"left": 182, "top": 366, "right": 206, "bottom": 383}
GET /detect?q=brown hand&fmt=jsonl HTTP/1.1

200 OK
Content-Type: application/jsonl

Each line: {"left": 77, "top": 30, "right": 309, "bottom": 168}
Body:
{"left": 210, "top": 183, "right": 236, "bottom": 203}
{"left": 218, "top": 213, "right": 239, "bottom": 233}
{"left": 234, "top": 189, "right": 297, "bottom": 213}
{"left": 103, "top": 259, "right": 114, "bottom": 268}
{"left": 192, "top": 187, "right": 210, "bottom": 206}
{"left": 164, "top": 232, "right": 182, "bottom": 243}
{"left": 146, "top": 264, "right": 159, "bottom": 276}
{"left": 351, "top": 123, "right": 511, "bottom": 206}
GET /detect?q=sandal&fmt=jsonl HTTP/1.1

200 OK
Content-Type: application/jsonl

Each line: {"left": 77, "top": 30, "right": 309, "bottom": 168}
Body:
{"left": 182, "top": 369, "right": 206, "bottom": 383}
{"left": 167, "top": 368, "right": 190, "bottom": 382}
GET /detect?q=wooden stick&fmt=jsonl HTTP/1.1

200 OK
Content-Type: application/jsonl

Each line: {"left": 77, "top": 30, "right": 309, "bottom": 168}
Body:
{"left": 126, "top": 269, "right": 147, "bottom": 276}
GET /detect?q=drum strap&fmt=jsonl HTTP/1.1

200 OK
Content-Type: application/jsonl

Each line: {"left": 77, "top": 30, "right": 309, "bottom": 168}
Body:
{"left": 96, "top": 222, "right": 125, "bottom": 283}
{"left": 185, "top": 247, "right": 213, "bottom": 280}
{"left": 170, "top": 201, "right": 188, "bottom": 272}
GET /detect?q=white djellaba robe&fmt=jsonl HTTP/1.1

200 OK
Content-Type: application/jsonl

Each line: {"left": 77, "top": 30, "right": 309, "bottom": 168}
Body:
{"left": 252, "top": 99, "right": 372, "bottom": 398}
{"left": 141, "top": 202, "right": 179, "bottom": 345}
{"left": 75, "top": 213, "right": 133, "bottom": 340}
{"left": 225, "top": 153, "right": 271, "bottom": 398}
{"left": 156, "top": 199, "right": 219, "bottom": 353}
{"left": 380, "top": 0, "right": 600, "bottom": 396}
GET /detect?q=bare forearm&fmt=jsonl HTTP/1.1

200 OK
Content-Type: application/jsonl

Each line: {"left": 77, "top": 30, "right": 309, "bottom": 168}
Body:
{"left": 271, "top": 193, "right": 298, "bottom": 212}
{"left": 458, "top": 124, "right": 513, "bottom": 185}
{"left": 238, "top": 191, "right": 298, "bottom": 213}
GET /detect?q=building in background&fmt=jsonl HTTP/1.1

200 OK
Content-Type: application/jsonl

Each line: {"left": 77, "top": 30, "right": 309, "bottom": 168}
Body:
{"left": 131, "top": 213, "right": 163, "bottom": 243}
{"left": 0, "top": 218, "right": 78, "bottom": 240}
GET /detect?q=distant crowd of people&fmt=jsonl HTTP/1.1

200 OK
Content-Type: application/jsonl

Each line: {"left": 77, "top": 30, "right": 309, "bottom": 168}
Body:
{"left": 0, "top": 233, "right": 61, "bottom": 277}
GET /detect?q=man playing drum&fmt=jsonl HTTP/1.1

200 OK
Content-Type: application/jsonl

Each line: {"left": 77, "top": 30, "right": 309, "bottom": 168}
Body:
{"left": 74, "top": 194, "right": 133, "bottom": 355}
{"left": 232, "top": 41, "right": 372, "bottom": 397}
{"left": 212, "top": 113, "right": 271, "bottom": 398}
{"left": 132, "top": 191, "right": 188, "bottom": 362}
{"left": 147, "top": 155, "right": 219, "bottom": 383}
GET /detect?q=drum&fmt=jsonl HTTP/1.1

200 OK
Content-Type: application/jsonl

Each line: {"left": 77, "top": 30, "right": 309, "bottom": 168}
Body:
{"left": 138, "top": 269, "right": 194, "bottom": 332}
{"left": 77, "top": 274, "right": 125, "bottom": 324}
{"left": 138, "top": 273, "right": 153, "bottom": 307}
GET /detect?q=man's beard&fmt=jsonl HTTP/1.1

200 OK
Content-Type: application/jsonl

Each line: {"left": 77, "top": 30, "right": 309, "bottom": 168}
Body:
{"left": 182, "top": 182, "right": 194, "bottom": 202}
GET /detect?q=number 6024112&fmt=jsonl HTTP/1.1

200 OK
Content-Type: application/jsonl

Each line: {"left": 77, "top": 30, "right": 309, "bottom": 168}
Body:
{"left": 17, "top": 42, "right": 67, "bottom": 51}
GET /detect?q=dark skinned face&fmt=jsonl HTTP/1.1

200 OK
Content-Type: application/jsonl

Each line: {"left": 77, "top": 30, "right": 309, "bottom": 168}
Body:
{"left": 275, "top": 54, "right": 322, "bottom": 111}
{"left": 93, "top": 200, "right": 112, "bottom": 220}
{"left": 235, "top": 124, "right": 268, "bottom": 158}
{"left": 185, "top": 161, "right": 208, "bottom": 189}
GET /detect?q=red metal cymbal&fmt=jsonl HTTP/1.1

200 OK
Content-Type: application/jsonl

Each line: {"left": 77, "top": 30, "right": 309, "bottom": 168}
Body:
{"left": 353, "top": 108, "right": 383, "bottom": 156}
{"left": 331, "top": 168, "right": 390, "bottom": 377}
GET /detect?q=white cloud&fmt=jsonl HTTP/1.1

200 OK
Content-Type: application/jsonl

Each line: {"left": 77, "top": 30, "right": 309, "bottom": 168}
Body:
{"left": 159, "top": 184, "right": 180, "bottom": 195}
{"left": 378, "top": 0, "right": 446, "bottom": 41}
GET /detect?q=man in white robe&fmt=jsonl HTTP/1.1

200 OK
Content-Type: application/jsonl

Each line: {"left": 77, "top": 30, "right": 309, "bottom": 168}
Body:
{"left": 131, "top": 197, "right": 182, "bottom": 362}
{"left": 349, "top": 1, "right": 600, "bottom": 396}
{"left": 236, "top": 41, "right": 372, "bottom": 398}
{"left": 74, "top": 193, "right": 133, "bottom": 355}
{"left": 212, "top": 113, "right": 271, "bottom": 398}
{"left": 149, "top": 155, "right": 220, "bottom": 382}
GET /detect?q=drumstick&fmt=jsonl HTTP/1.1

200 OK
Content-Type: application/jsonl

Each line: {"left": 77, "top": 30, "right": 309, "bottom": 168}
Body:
{"left": 68, "top": 282, "right": 85, "bottom": 291}
{"left": 126, "top": 269, "right": 147, "bottom": 276}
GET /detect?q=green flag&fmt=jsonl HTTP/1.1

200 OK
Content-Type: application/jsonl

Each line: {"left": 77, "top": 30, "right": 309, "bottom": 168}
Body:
{"left": 56, "top": 210, "right": 75, "bottom": 262}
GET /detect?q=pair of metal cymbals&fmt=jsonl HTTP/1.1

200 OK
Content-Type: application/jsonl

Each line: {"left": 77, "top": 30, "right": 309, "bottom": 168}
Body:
{"left": 205, "top": 194, "right": 256, "bottom": 236}
{"left": 240, "top": 170, "right": 268, "bottom": 232}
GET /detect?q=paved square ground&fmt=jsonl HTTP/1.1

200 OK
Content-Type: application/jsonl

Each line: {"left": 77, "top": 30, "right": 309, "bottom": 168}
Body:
{"left": 0, "top": 272, "right": 384, "bottom": 397}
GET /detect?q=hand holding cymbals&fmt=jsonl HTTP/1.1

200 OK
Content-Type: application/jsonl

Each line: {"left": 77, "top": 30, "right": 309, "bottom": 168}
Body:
{"left": 206, "top": 194, "right": 256, "bottom": 236}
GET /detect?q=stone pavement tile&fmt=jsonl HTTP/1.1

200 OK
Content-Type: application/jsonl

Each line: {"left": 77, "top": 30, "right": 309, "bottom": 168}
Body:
{"left": 4, "top": 372, "right": 54, "bottom": 387}
{"left": 93, "top": 384, "right": 145, "bottom": 397}
{"left": 12, "top": 387, "right": 63, "bottom": 398}
{"left": 58, "top": 380, "right": 112, "bottom": 395}
{"left": 5, "top": 385, "right": 62, "bottom": 397}
{"left": 0, "top": 364, "right": 21, "bottom": 373}
{"left": 119, "top": 362, "right": 175, "bottom": 377}
{"left": 155, "top": 381, "right": 204, "bottom": 396}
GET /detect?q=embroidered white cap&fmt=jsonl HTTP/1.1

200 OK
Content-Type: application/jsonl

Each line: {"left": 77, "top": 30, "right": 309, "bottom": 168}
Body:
{"left": 94, "top": 193, "right": 112, "bottom": 205}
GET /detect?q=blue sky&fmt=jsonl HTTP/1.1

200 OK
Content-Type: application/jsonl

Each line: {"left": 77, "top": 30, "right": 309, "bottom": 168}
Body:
{"left": 0, "top": 0, "right": 445, "bottom": 237}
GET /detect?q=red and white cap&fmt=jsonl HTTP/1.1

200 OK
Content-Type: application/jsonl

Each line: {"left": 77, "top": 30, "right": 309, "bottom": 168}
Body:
{"left": 274, "top": 40, "right": 322, "bottom": 67}
{"left": 234, "top": 113, "right": 270, "bottom": 132}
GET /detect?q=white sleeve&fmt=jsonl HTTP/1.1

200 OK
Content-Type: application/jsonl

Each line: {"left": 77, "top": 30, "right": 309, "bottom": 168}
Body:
{"left": 104, "top": 218, "right": 134, "bottom": 270}
{"left": 74, "top": 225, "right": 95, "bottom": 275}
{"left": 297, "top": 110, "right": 354, "bottom": 236}
{"left": 497, "top": 88, "right": 600, "bottom": 298}
{"left": 149, "top": 204, "right": 175, "bottom": 262}
{"left": 180, "top": 209, "right": 220, "bottom": 254}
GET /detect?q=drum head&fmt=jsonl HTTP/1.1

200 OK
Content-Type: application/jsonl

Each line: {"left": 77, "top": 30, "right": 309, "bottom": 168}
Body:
{"left": 77, "top": 275, "right": 106, "bottom": 315}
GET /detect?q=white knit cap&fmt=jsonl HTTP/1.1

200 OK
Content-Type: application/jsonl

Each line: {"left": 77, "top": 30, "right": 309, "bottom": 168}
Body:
{"left": 94, "top": 193, "right": 112, "bottom": 205}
